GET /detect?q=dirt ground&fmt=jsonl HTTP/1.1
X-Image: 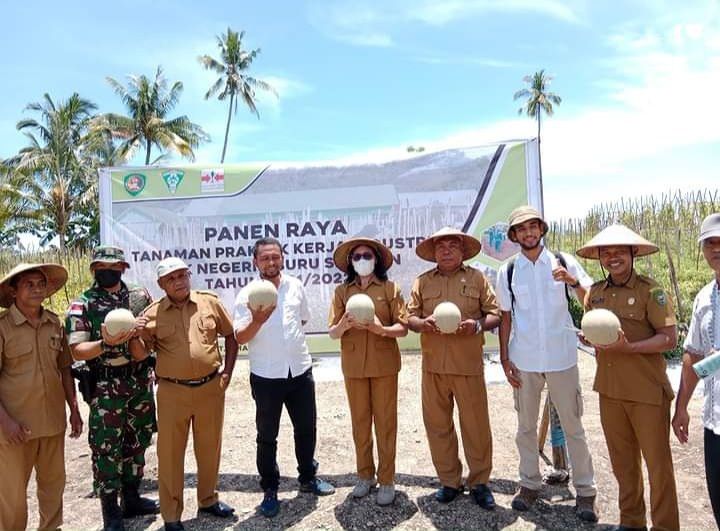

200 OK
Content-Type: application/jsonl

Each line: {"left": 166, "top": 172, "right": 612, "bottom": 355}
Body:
{"left": 26, "top": 352, "right": 713, "bottom": 530}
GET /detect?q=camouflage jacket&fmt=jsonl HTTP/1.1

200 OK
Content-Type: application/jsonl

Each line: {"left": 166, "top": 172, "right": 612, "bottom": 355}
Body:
{"left": 65, "top": 281, "right": 152, "bottom": 367}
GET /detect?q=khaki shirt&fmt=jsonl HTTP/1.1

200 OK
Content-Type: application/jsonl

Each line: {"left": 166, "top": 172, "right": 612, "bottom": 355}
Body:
{"left": 142, "top": 290, "right": 234, "bottom": 380}
{"left": 407, "top": 265, "right": 499, "bottom": 375}
{"left": 586, "top": 272, "right": 676, "bottom": 405}
{"left": 0, "top": 305, "right": 71, "bottom": 444}
{"left": 328, "top": 278, "right": 408, "bottom": 378}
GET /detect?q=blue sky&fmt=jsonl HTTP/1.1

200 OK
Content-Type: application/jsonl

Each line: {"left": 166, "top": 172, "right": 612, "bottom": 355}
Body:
{"left": 1, "top": 0, "right": 717, "bottom": 220}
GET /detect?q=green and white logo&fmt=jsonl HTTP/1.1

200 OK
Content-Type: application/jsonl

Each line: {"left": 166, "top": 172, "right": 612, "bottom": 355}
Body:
{"left": 123, "top": 173, "right": 146, "bottom": 196}
{"left": 162, "top": 170, "right": 184, "bottom": 195}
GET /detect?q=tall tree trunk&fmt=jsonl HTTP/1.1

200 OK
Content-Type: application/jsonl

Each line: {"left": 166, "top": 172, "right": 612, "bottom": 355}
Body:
{"left": 221, "top": 92, "right": 234, "bottom": 164}
{"left": 145, "top": 138, "right": 152, "bottom": 165}
{"left": 536, "top": 107, "right": 545, "bottom": 213}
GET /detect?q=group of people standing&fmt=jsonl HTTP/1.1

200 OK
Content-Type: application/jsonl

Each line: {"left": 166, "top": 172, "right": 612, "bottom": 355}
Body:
{"left": 1, "top": 207, "right": 719, "bottom": 531}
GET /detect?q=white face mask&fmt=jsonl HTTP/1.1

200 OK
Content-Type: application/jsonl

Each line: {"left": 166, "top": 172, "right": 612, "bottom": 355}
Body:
{"left": 353, "top": 258, "right": 375, "bottom": 277}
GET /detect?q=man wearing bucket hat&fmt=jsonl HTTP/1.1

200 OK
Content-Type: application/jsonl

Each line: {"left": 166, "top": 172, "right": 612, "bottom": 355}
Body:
{"left": 65, "top": 245, "right": 158, "bottom": 530}
{"left": 0, "top": 263, "right": 83, "bottom": 530}
{"left": 407, "top": 227, "right": 500, "bottom": 508}
{"left": 328, "top": 237, "right": 408, "bottom": 506}
{"left": 495, "top": 206, "right": 598, "bottom": 520}
{"left": 137, "top": 257, "right": 238, "bottom": 530}
{"left": 672, "top": 212, "right": 720, "bottom": 527}
{"left": 579, "top": 224, "right": 679, "bottom": 531}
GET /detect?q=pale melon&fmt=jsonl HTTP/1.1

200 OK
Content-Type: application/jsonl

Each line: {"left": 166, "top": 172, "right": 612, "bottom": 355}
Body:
{"left": 433, "top": 301, "right": 462, "bottom": 334}
{"left": 346, "top": 293, "right": 375, "bottom": 324}
{"left": 104, "top": 308, "right": 136, "bottom": 336}
{"left": 581, "top": 309, "right": 621, "bottom": 346}
{"left": 247, "top": 280, "right": 278, "bottom": 310}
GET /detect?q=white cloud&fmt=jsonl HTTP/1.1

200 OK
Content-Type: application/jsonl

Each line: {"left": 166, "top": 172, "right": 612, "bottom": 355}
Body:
{"left": 409, "top": 0, "right": 582, "bottom": 26}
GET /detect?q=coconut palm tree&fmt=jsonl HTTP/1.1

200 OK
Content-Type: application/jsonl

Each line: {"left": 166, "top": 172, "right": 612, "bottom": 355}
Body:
{"left": 514, "top": 70, "right": 561, "bottom": 208}
{"left": 104, "top": 66, "right": 208, "bottom": 164}
{"left": 198, "top": 28, "right": 276, "bottom": 163}
{"left": 0, "top": 161, "right": 34, "bottom": 248}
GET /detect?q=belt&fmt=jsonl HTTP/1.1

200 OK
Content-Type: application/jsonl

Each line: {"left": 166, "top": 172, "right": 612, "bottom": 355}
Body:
{"left": 95, "top": 360, "right": 152, "bottom": 381}
{"left": 159, "top": 370, "right": 218, "bottom": 387}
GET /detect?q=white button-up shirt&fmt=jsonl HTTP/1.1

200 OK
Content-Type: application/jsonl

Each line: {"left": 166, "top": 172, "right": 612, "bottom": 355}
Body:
{"left": 233, "top": 274, "right": 312, "bottom": 379}
{"left": 683, "top": 279, "right": 720, "bottom": 435}
{"left": 496, "top": 248, "right": 593, "bottom": 372}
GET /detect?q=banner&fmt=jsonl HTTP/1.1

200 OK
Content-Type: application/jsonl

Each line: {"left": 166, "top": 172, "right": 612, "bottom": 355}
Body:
{"left": 99, "top": 140, "right": 541, "bottom": 352}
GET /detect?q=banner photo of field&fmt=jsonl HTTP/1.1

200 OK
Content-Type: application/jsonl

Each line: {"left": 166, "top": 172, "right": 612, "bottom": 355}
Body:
{"left": 99, "top": 140, "right": 540, "bottom": 352}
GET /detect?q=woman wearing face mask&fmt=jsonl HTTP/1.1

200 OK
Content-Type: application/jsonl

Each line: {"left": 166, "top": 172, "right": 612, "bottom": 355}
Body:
{"left": 328, "top": 238, "right": 408, "bottom": 506}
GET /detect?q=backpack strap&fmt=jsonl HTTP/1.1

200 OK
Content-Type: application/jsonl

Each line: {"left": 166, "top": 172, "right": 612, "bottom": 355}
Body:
{"left": 552, "top": 251, "right": 572, "bottom": 307}
{"left": 507, "top": 257, "right": 516, "bottom": 313}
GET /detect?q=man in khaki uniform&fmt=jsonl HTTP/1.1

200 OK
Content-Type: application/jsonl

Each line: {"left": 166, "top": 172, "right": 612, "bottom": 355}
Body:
{"left": 138, "top": 257, "right": 238, "bottom": 531}
{"left": 0, "top": 263, "right": 82, "bottom": 531}
{"left": 579, "top": 225, "right": 679, "bottom": 531}
{"left": 407, "top": 227, "right": 500, "bottom": 508}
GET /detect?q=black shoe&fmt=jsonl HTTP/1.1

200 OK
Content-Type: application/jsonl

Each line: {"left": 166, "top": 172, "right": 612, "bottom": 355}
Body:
{"left": 121, "top": 482, "right": 160, "bottom": 517}
{"left": 299, "top": 477, "right": 335, "bottom": 496}
{"left": 260, "top": 490, "right": 280, "bottom": 518}
{"left": 470, "top": 484, "right": 496, "bottom": 510}
{"left": 198, "top": 501, "right": 235, "bottom": 518}
{"left": 435, "top": 485, "right": 463, "bottom": 503}
{"left": 612, "top": 526, "right": 647, "bottom": 531}
{"left": 164, "top": 522, "right": 184, "bottom": 531}
{"left": 100, "top": 492, "right": 125, "bottom": 531}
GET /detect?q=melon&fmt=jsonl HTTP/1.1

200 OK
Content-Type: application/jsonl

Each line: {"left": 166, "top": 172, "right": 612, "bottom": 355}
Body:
{"left": 433, "top": 302, "right": 462, "bottom": 334}
{"left": 247, "top": 279, "right": 278, "bottom": 310}
{"left": 104, "top": 309, "right": 136, "bottom": 336}
{"left": 346, "top": 293, "right": 375, "bottom": 324}
{"left": 581, "top": 309, "right": 621, "bottom": 346}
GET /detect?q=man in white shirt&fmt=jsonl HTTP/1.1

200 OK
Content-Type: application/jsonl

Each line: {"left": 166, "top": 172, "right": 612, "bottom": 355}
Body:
{"left": 233, "top": 237, "right": 335, "bottom": 518}
{"left": 496, "top": 206, "right": 598, "bottom": 522}
{"left": 672, "top": 212, "right": 720, "bottom": 527}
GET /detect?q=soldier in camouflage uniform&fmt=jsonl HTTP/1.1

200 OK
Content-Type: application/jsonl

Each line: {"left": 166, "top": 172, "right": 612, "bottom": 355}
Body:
{"left": 66, "top": 246, "right": 159, "bottom": 531}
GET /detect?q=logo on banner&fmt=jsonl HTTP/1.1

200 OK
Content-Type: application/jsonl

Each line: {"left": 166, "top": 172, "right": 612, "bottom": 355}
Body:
{"left": 123, "top": 173, "right": 146, "bottom": 196}
{"left": 201, "top": 168, "right": 225, "bottom": 193}
{"left": 162, "top": 170, "right": 184, "bottom": 195}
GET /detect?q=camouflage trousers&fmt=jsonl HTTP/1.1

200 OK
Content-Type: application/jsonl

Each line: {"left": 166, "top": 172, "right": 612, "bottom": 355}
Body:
{"left": 89, "top": 367, "right": 155, "bottom": 495}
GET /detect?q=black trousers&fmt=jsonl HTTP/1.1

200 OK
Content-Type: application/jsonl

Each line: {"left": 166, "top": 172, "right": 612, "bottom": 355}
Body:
{"left": 250, "top": 368, "right": 317, "bottom": 491}
{"left": 705, "top": 428, "right": 720, "bottom": 527}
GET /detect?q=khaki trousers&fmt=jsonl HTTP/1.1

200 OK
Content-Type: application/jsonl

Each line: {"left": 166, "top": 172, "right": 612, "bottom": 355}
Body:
{"left": 0, "top": 432, "right": 65, "bottom": 531}
{"left": 157, "top": 377, "right": 225, "bottom": 522}
{"left": 599, "top": 394, "right": 679, "bottom": 531}
{"left": 344, "top": 374, "right": 398, "bottom": 485}
{"left": 514, "top": 365, "right": 596, "bottom": 496}
{"left": 422, "top": 371, "right": 492, "bottom": 488}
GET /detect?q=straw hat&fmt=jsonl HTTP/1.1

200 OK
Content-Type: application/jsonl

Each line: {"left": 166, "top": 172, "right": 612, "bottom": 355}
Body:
{"left": 506, "top": 205, "right": 548, "bottom": 242}
{"left": 576, "top": 224, "right": 658, "bottom": 259}
{"left": 0, "top": 263, "right": 68, "bottom": 308}
{"left": 416, "top": 227, "right": 482, "bottom": 262}
{"left": 333, "top": 237, "right": 394, "bottom": 273}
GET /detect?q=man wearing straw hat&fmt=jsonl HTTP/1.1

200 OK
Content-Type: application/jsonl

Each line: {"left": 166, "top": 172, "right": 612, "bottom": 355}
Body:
{"left": 0, "top": 263, "right": 83, "bottom": 530}
{"left": 672, "top": 212, "right": 720, "bottom": 528}
{"left": 578, "top": 224, "right": 679, "bottom": 531}
{"left": 65, "top": 246, "right": 159, "bottom": 531}
{"left": 407, "top": 227, "right": 500, "bottom": 508}
{"left": 496, "top": 205, "right": 598, "bottom": 521}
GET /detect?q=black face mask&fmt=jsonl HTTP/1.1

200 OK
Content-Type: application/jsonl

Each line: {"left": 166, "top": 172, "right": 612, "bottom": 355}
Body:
{"left": 94, "top": 269, "right": 122, "bottom": 288}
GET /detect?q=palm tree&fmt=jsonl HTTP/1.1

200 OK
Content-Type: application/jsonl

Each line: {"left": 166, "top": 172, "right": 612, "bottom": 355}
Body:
{"left": 12, "top": 93, "right": 98, "bottom": 251}
{"left": 104, "top": 66, "right": 208, "bottom": 164}
{"left": 0, "top": 161, "right": 34, "bottom": 248}
{"left": 198, "top": 28, "right": 276, "bottom": 163}
{"left": 514, "top": 70, "right": 561, "bottom": 209}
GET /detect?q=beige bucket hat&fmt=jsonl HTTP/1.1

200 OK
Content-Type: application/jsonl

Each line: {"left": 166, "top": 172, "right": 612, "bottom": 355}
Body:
{"left": 576, "top": 224, "right": 659, "bottom": 259}
{"left": 0, "top": 263, "right": 68, "bottom": 308}
{"left": 416, "top": 227, "right": 482, "bottom": 262}
{"left": 506, "top": 205, "right": 549, "bottom": 242}
{"left": 333, "top": 237, "right": 394, "bottom": 273}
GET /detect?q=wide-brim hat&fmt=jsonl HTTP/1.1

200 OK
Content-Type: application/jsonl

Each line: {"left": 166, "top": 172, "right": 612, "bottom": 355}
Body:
{"left": 507, "top": 205, "right": 549, "bottom": 242}
{"left": 90, "top": 245, "right": 130, "bottom": 269}
{"left": 0, "top": 263, "right": 68, "bottom": 308}
{"left": 416, "top": 227, "right": 482, "bottom": 262}
{"left": 576, "top": 224, "right": 658, "bottom": 259}
{"left": 333, "top": 237, "right": 394, "bottom": 273}
{"left": 698, "top": 213, "right": 720, "bottom": 242}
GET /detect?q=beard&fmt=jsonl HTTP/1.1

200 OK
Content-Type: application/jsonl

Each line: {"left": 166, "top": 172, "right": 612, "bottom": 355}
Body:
{"left": 519, "top": 239, "right": 541, "bottom": 251}
{"left": 260, "top": 266, "right": 281, "bottom": 279}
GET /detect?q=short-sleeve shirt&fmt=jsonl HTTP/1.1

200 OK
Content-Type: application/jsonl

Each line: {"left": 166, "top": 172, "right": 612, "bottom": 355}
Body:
{"left": 65, "top": 281, "right": 152, "bottom": 367}
{"left": 0, "top": 305, "right": 72, "bottom": 444}
{"left": 141, "top": 290, "right": 234, "bottom": 380}
{"left": 328, "top": 278, "right": 408, "bottom": 378}
{"left": 407, "top": 265, "right": 500, "bottom": 376}
{"left": 234, "top": 274, "right": 312, "bottom": 379}
{"left": 495, "top": 249, "right": 593, "bottom": 372}
{"left": 683, "top": 279, "right": 720, "bottom": 434}
{"left": 586, "top": 272, "right": 676, "bottom": 405}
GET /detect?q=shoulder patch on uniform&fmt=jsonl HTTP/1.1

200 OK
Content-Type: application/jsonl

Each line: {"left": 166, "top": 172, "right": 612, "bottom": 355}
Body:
{"left": 650, "top": 287, "right": 667, "bottom": 306}
{"left": 67, "top": 300, "right": 85, "bottom": 316}
{"left": 195, "top": 289, "right": 219, "bottom": 298}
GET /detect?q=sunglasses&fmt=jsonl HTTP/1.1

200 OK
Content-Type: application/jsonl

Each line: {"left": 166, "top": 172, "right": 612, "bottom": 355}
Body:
{"left": 351, "top": 252, "right": 374, "bottom": 261}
